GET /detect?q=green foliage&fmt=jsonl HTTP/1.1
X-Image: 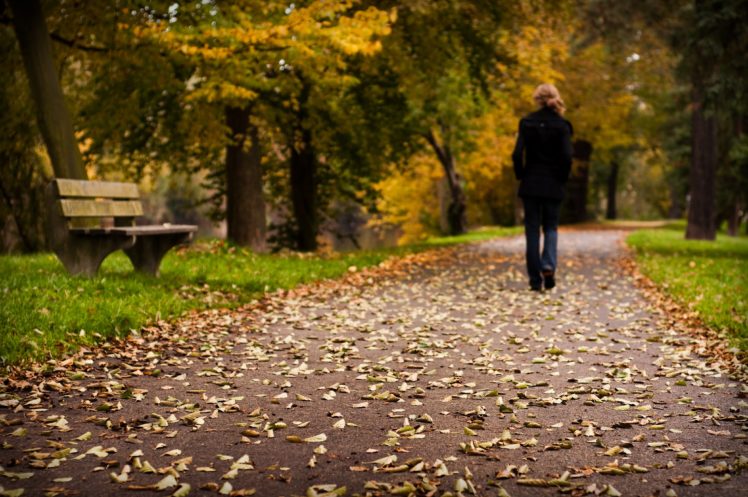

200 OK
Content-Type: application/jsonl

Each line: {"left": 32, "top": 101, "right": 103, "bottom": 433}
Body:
{"left": 724, "top": 133, "right": 748, "bottom": 201}
{"left": 679, "top": 0, "right": 748, "bottom": 114}
{"left": 373, "top": 1, "right": 506, "bottom": 150}
{"left": 627, "top": 227, "right": 748, "bottom": 349}
{"left": 582, "top": 0, "right": 748, "bottom": 226}
{"left": 716, "top": 124, "right": 748, "bottom": 225}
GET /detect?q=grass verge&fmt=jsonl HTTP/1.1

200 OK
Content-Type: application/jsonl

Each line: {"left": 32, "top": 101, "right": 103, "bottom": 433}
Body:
{"left": 626, "top": 224, "right": 748, "bottom": 350}
{"left": 0, "top": 226, "right": 522, "bottom": 366}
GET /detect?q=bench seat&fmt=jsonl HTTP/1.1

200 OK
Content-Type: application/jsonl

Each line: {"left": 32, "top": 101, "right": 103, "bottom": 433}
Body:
{"left": 70, "top": 225, "right": 198, "bottom": 236}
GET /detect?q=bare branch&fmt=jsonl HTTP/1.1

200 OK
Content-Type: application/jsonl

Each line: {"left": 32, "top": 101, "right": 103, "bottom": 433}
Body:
{"left": 49, "top": 31, "right": 109, "bottom": 52}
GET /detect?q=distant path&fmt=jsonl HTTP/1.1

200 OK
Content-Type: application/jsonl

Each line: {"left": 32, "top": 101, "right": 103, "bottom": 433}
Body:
{"left": 1, "top": 231, "right": 745, "bottom": 497}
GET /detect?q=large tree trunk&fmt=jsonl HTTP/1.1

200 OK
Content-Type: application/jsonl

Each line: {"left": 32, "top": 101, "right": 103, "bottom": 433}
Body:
{"left": 289, "top": 122, "right": 318, "bottom": 252}
{"left": 605, "top": 161, "right": 619, "bottom": 220}
{"left": 289, "top": 79, "right": 318, "bottom": 252}
{"left": 8, "top": 0, "right": 85, "bottom": 179}
{"left": 225, "top": 106, "right": 266, "bottom": 251}
{"left": 685, "top": 83, "right": 718, "bottom": 240}
{"left": 424, "top": 129, "right": 467, "bottom": 235}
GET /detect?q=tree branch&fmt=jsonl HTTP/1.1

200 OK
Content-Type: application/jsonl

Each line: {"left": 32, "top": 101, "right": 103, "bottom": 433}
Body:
{"left": 422, "top": 128, "right": 459, "bottom": 192}
{"left": 422, "top": 129, "right": 448, "bottom": 168}
{"left": 256, "top": 45, "right": 290, "bottom": 52}
{"left": 49, "top": 31, "right": 109, "bottom": 52}
{"left": 3, "top": 13, "right": 111, "bottom": 53}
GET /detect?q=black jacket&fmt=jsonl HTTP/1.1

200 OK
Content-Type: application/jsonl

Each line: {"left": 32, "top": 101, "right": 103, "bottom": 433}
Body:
{"left": 512, "top": 106, "right": 573, "bottom": 200}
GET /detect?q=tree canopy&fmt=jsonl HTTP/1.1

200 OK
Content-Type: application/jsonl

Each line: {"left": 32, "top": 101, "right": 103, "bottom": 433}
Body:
{"left": 2, "top": 0, "right": 746, "bottom": 253}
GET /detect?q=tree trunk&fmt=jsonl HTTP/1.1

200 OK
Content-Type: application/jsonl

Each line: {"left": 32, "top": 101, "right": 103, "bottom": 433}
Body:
{"left": 667, "top": 179, "right": 684, "bottom": 219}
{"left": 726, "top": 201, "right": 740, "bottom": 236}
{"left": 605, "top": 161, "right": 619, "bottom": 220}
{"left": 289, "top": 79, "right": 318, "bottom": 252}
{"left": 290, "top": 123, "right": 318, "bottom": 252}
{"left": 424, "top": 129, "right": 467, "bottom": 235}
{"left": 225, "top": 106, "right": 266, "bottom": 251}
{"left": 727, "top": 116, "right": 747, "bottom": 237}
{"left": 685, "top": 83, "right": 718, "bottom": 240}
{"left": 8, "top": 0, "right": 86, "bottom": 179}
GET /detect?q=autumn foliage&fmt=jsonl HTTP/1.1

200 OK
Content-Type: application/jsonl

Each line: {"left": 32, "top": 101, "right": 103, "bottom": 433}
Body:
{"left": 2, "top": 0, "right": 747, "bottom": 253}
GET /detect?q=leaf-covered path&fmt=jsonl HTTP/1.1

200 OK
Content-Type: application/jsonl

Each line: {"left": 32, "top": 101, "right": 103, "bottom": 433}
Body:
{"left": 1, "top": 231, "right": 746, "bottom": 497}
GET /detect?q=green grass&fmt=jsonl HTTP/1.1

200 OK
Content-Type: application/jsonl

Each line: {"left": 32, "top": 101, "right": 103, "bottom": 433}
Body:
{"left": 0, "top": 226, "right": 522, "bottom": 366}
{"left": 626, "top": 224, "right": 748, "bottom": 350}
{"left": 422, "top": 225, "right": 523, "bottom": 246}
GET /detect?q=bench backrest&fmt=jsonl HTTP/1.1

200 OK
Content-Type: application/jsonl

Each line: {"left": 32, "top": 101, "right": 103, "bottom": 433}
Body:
{"left": 52, "top": 179, "right": 143, "bottom": 225}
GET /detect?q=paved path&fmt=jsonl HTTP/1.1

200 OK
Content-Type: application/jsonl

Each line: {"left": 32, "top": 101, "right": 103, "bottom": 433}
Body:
{"left": 1, "top": 231, "right": 746, "bottom": 497}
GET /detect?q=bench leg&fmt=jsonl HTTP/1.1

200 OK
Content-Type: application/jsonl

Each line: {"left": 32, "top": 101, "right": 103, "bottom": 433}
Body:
{"left": 124, "top": 232, "right": 193, "bottom": 276}
{"left": 55, "top": 235, "right": 135, "bottom": 277}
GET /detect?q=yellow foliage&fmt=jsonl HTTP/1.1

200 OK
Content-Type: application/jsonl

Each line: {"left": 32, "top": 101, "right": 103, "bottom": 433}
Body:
{"left": 496, "top": 22, "right": 570, "bottom": 114}
{"left": 460, "top": 100, "right": 519, "bottom": 226}
{"left": 135, "top": 1, "right": 393, "bottom": 106}
{"left": 373, "top": 154, "right": 443, "bottom": 244}
{"left": 561, "top": 42, "right": 638, "bottom": 163}
{"left": 376, "top": 18, "right": 572, "bottom": 240}
{"left": 329, "top": 8, "right": 392, "bottom": 55}
{"left": 185, "top": 81, "right": 258, "bottom": 104}
{"left": 375, "top": 99, "right": 522, "bottom": 243}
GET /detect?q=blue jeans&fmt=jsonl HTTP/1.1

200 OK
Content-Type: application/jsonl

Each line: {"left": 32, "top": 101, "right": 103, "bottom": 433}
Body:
{"left": 522, "top": 196, "right": 561, "bottom": 288}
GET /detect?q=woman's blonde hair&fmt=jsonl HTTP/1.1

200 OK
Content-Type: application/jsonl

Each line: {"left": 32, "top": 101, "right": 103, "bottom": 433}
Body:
{"left": 533, "top": 83, "right": 566, "bottom": 115}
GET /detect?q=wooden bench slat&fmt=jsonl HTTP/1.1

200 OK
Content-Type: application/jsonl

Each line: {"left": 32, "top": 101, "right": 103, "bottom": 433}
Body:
{"left": 122, "top": 225, "right": 198, "bottom": 235}
{"left": 60, "top": 199, "right": 144, "bottom": 217}
{"left": 70, "top": 225, "right": 198, "bottom": 236}
{"left": 56, "top": 179, "right": 140, "bottom": 199}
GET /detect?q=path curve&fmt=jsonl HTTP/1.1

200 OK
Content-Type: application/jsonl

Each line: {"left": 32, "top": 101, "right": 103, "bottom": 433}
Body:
{"left": 1, "top": 231, "right": 746, "bottom": 497}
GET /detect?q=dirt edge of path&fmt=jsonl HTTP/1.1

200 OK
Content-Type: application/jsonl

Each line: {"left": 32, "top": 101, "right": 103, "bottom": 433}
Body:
{"left": 618, "top": 247, "right": 748, "bottom": 383}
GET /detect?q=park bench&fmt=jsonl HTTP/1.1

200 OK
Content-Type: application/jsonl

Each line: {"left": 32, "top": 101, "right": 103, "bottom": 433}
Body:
{"left": 45, "top": 178, "right": 197, "bottom": 277}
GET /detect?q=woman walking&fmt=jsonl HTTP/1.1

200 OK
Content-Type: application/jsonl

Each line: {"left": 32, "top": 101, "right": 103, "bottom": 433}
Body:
{"left": 511, "top": 84, "right": 573, "bottom": 291}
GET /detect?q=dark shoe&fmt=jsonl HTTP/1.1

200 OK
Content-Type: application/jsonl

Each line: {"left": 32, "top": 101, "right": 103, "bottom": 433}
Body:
{"left": 542, "top": 270, "right": 555, "bottom": 290}
{"left": 530, "top": 284, "right": 542, "bottom": 292}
